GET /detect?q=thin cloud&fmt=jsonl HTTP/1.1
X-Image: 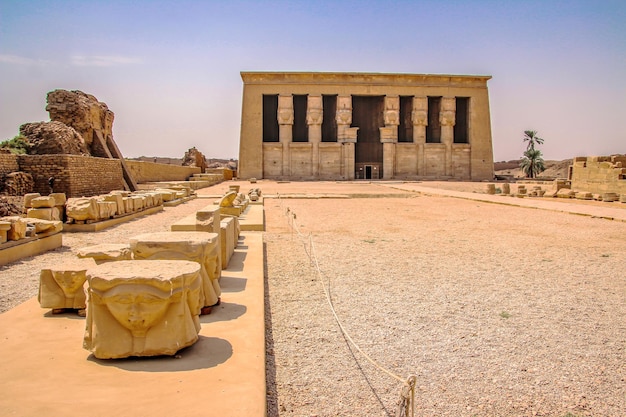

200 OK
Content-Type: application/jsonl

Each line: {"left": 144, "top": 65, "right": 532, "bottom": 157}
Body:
{"left": 0, "top": 54, "right": 53, "bottom": 66}
{"left": 71, "top": 55, "right": 143, "bottom": 67}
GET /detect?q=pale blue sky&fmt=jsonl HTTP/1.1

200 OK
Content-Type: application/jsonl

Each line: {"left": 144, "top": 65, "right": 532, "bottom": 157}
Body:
{"left": 1, "top": 0, "right": 624, "bottom": 161}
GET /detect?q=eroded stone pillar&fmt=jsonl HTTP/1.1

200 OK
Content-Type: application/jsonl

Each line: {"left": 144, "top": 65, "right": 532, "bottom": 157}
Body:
{"left": 440, "top": 97, "right": 456, "bottom": 177}
{"left": 336, "top": 96, "right": 358, "bottom": 180}
{"left": 381, "top": 96, "right": 399, "bottom": 179}
{"left": 307, "top": 95, "right": 323, "bottom": 178}
{"left": 277, "top": 95, "right": 293, "bottom": 178}
{"left": 412, "top": 97, "right": 428, "bottom": 176}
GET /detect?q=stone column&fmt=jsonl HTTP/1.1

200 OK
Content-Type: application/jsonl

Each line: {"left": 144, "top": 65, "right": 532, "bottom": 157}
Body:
{"left": 277, "top": 95, "right": 293, "bottom": 178}
{"left": 380, "top": 96, "right": 399, "bottom": 180}
{"left": 336, "top": 96, "right": 358, "bottom": 180}
{"left": 412, "top": 97, "right": 428, "bottom": 176}
{"left": 440, "top": 97, "right": 456, "bottom": 177}
{"left": 307, "top": 95, "right": 323, "bottom": 178}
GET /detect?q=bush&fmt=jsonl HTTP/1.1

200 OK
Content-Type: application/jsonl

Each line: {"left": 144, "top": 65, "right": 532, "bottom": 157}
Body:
{"left": 0, "top": 135, "right": 30, "bottom": 154}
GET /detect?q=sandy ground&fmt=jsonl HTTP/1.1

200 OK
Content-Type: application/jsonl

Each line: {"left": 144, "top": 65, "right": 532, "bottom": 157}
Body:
{"left": 1, "top": 181, "right": 625, "bottom": 417}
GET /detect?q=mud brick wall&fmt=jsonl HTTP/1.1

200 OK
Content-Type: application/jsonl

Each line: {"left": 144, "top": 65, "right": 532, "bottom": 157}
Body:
{"left": 17, "top": 155, "right": 124, "bottom": 197}
{"left": 0, "top": 154, "right": 20, "bottom": 176}
{"left": 125, "top": 160, "right": 200, "bottom": 183}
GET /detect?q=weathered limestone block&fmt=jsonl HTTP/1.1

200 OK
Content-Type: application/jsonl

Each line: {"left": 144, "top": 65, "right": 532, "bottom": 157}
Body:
{"left": 129, "top": 232, "right": 221, "bottom": 312}
{"left": 145, "top": 192, "right": 163, "bottom": 206}
{"left": 2, "top": 216, "right": 27, "bottom": 240}
{"left": 102, "top": 194, "right": 125, "bottom": 215}
{"left": 24, "top": 193, "right": 42, "bottom": 209}
{"left": 122, "top": 197, "right": 133, "bottom": 213}
{"left": 0, "top": 221, "right": 11, "bottom": 244}
{"left": 620, "top": 194, "right": 626, "bottom": 203}
{"left": 220, "top": 217, "right": 236, "bottom": 269}
{"left": 38, "top": 258, "right": 95, "bottom": 312}
{"left": 575, "top": 192, "right": 593, "bottom": 200}
{"left": 97, "top": 201, "right": 117, "bottom": 219}
{"left": 84, "top": 259, "right": 201, "bottom": 359}
{"left": 557, "top": 189, "right": 576, "bottom": 198}
{"left": 155, "top": 189, "right": 176, "bottom": 202}
{"left": 131, "top": 196, "right": 144, "bottom": 211}
{"left": 501, "top": 183, "right": 511, "bottom": 194}
{"left": 27, "top": 207, "right": 61, "bottom": 221}
{"left": 26, "top": 218, "right": 63, "bottom": 235}
{"left": 196, "top": 207, "right": 221, "bottom": 234}
{"left": 602, "top": 193, "right": 619, "bottom": 202}
{"left": 77, "top": 243, "right": 132, "bottom": 264}
{"left": 486, "top": 184, "right": 496, "bottom": 195}
{"left": 50, "top": 193, "right": 67, "bottom": 207}
{"left": 31, "top": 196, "right": 56, "bottom": 208}
{"left": 66, "top": 197, "right": 98, "bottom": 222}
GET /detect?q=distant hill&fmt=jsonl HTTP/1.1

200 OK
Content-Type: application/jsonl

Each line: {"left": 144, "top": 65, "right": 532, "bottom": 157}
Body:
{"left": 494, "top": 159, "right": 572, "bottom": 179}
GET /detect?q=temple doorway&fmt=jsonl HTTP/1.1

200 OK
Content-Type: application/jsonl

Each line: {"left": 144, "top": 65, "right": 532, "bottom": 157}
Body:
{"left": 352, "top": 95, "right": 384, "bottom": 179}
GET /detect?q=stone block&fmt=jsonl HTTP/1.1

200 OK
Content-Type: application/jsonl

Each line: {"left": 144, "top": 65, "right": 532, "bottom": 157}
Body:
{"left": 31, "top": 196, "right": 56, "bottom": 208}
{"left": 38, "top": 258, "right": 95, "bottom": 311}
{"left": 4, "top": 216, "right": 27, "bottom": 240}
{"left": 155, "top": 189, "right": 176, "bottom": 202}
{"left": 196, "top": 207, "right": 221, "bottom": 234}
{"left": 97, "top": 201, "right": 117, "bottom": 219}
{"left": 84, "top": 259, "right": 201, "bottom": 359}
{"left": 575, "top": 192, "right": 593, "bottom": 200}
{"left": 220, "top": 217, "right": 235, "bottom": 269}
{"left": 27, "top": 207, "right": 61, "bottom": 221}
{"left": 130, "top": 232, "right": 221, "bottom": 310}
{"left": 620, "top": 194, "right": 626, "bottom": 203}
{"left": 23, "top": 193, "right": 42, "bottom": 208}
{"left": 131, "top": 196, "right": 144, "bottom": 211}
{"left": 66, "top": 197, "right": 98, "bottom": 222}
{"left": 49, "top": 193, "right": 67, "bottom": 206}
{"left": 103, "top": 194, "right": 125, "bottom": 215}
{"left": 0, "top": 221, "right": 10, "bottom": 244}
{"left": 501, "top": 183, "right": 510, "bottom": 194}
{"left": 485, "top": 184, "right": 496, "bottom": 194}
{"left": 122, "top": 197, "right": 133, "bottom": 213}
{"left": 602, "top": 193, "right": 619, "bottom": 202}
{"left": 26, "top": 218, "right": 63, "bottom": 235}
{"left": 77, "top": 243, "right": 133, "bottom": 264}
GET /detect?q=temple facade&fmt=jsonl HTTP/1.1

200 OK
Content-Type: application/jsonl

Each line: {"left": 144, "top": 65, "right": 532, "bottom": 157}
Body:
{"left": 238, "top": 72, "right": 494, "bottom": 181}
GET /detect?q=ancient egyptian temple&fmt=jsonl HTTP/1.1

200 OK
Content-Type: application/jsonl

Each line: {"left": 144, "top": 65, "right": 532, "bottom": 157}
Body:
{"left": 238, "top": 72, "right": 494, "bottom": 181}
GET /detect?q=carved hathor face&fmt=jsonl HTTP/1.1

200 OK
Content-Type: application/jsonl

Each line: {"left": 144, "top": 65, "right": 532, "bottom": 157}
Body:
{"left": 99, "top": 285, "right": 179, "bottom": 337}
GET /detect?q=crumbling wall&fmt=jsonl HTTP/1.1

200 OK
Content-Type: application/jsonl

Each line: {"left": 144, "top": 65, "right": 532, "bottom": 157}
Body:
{"left": 182, "top": 147, "right": 207, "bottom": 173}
{"left": 17, "top": 155, "right": 124, "bottom": 197}
{"left": 46, "top": 90, "right": 114, "bottom": 158}
{"left": 125, "top": 160, "right": 201, "bottom": 183}
{"left": 570, "top": 155, "right": 626, "bottom": 195}
{"left": 19, "top": 121, "right": 89, "bottom": 155}
{"left": 0, "top": 154, "right": 19, "bottom": 176}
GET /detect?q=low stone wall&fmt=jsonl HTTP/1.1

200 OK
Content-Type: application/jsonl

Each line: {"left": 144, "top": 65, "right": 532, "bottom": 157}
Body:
{"left": 17, "top": 155, "right": 124, "bottom": 197}
{"left": 570, "top": 156, "right": 626, "bottom": 195}
{"left": 125, "top": 160, "right": 201, "bottom": 183}
{"left": 0, "top": 154, "right": 19, "bottom": 176}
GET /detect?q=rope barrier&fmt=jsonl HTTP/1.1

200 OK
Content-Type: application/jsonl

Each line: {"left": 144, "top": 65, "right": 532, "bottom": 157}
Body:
{"left": 276, "top": 196, "right": 417, "bottom": 417}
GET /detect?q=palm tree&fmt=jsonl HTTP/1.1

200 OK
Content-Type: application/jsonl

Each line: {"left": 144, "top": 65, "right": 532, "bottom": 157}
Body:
{"left": 520, "top": 148, "right": 545, "bottom": 178}
{"left": 523, "top": 130, "right": 544, "bottom": 151}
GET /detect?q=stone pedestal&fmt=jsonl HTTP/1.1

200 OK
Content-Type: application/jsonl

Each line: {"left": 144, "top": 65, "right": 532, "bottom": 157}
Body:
{"left": 38, "top": 258, "right": 96, "bottom": 312}
{"left": 129, "top": 232, "right": 221, "bottom": 312}
{"left": 84, "top": 259, "right": 201, "bottom": 359}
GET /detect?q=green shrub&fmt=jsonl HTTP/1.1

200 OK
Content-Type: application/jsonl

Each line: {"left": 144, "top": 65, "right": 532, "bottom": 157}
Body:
{"left": 0, "top": 135, "right": 30, "bottom": 154}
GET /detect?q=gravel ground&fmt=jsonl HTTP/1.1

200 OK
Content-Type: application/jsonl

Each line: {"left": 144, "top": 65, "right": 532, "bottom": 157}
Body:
{"left": 1, "top": 182, "right": 625, "bottom": 417}
{"left": 264, "top": 193, "right": 626, "bottom": 417}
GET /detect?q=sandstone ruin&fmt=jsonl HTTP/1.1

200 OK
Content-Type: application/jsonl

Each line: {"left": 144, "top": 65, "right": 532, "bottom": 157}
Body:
{"left": 238, "top": 72, "right": 494, "bottom": 181}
